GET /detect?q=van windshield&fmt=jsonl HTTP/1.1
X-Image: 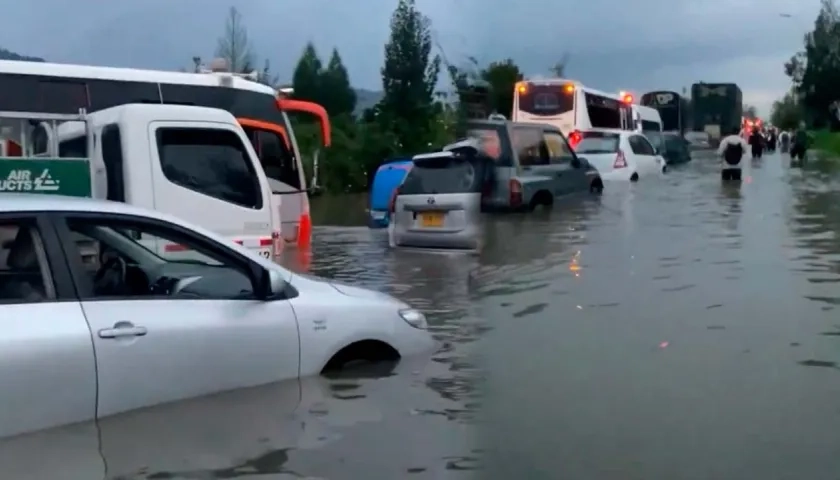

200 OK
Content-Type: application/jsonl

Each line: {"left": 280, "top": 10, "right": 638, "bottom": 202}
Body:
{"left": 400, "top": 157, "right": 485, "bottom": 195}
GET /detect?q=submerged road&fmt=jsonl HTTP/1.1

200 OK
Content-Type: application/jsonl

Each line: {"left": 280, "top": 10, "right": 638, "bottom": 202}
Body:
{"left": 6, "top": 150, "right": 840, "bottom": 479}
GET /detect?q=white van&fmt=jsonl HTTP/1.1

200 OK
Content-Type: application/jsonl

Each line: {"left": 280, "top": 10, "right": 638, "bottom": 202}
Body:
{"left": 632, "top": 105, "right": 663, "bottom": 133}
{"left": 0, "top": 105, "right": 280, "bottom": 260}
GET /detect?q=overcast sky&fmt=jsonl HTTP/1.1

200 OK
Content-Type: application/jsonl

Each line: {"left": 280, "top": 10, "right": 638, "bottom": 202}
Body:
{"left": 0, "top": 0, "right": 821, "bottom": 116}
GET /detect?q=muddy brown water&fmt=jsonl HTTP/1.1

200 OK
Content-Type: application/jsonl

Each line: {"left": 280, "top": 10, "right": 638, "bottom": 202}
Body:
{"left": 7, "top": 151, "right": 840, "bottom": 479}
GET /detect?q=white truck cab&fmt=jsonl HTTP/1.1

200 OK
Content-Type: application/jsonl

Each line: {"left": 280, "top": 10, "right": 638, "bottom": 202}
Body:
{"left": 0, "top": 105, "right": 281, "bottom": 261}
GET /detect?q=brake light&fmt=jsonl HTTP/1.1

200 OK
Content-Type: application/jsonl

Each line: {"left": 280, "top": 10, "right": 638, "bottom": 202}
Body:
{"left": 563, "top": 84, "right": 574, "bottom": 94}
{"left": 516, "top": 82, "right": 528, "bottom": 94}
{"left": 614, "top": 150, "right": 627, "bottom": 168}
{"left": 568, "top": 130, "right": 582, "bottom": 149}
{"left": 509, "top": 179, "right": 523, "bottom": 207}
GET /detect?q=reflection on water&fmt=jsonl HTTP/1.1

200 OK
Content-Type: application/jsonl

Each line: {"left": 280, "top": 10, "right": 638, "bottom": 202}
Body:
{"left": 8, "top": 151, "right": 840, "bottom": 478}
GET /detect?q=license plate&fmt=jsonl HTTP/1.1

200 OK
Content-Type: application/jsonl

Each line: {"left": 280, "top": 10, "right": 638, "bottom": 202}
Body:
{"left": 420, "top": 212, "right": 444, "bottom": 227}
{"left": 371, "top": 211, "right": 386, "bottom": 220}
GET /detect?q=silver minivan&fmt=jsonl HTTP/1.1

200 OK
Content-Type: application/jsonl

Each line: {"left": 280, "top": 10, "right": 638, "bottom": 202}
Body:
{"left": 390, "top": 144, "right": 487, "bottom": 250}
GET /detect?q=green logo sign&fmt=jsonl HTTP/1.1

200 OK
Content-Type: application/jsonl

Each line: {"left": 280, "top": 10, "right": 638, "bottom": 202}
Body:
{"left": 0, "top": 158, "right": 92, "bottom": 197}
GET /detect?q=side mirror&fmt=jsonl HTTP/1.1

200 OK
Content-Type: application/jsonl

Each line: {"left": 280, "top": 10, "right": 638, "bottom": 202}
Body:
{"left": 570, "top": 157, "right": 582, "bottom": 168}
{"left": 257, "top": 268, "right": 289, "bottom": 300}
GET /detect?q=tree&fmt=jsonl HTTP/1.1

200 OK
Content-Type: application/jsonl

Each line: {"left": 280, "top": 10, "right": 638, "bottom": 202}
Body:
{"left": 770, "top": 91, "right": 804, "bottom": 130}
{"left": 320, "top": 48, "right": 357, "bottom": 116}
{"left": 481, "top": 59, "right": 524, "bottom": 118}
{"left": 378, "top": 0, "right": 441, "bottom": 152}
{"left": 786, "top": 0, "right": 840, "bottom": 128}
{"left": 215, "top": 7, "right": 255, "bottom": 73}
{"left": 291, "top": 42, "right": 324, "bottom": 106}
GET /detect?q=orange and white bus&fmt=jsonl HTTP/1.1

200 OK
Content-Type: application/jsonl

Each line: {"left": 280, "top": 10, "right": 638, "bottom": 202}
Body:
{"left": 511, "top": 78, "right": 634, "bottom": 149}
{"left": 0, "top": 59, "right": 331, "bottom": 248}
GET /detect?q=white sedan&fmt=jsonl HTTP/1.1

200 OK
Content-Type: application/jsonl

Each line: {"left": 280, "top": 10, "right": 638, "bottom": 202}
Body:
{"left": 574, "top": 130, "right": 666, "bottom": 181}
{"left": 0, "top": 194, "right": 435, "bottom": 442}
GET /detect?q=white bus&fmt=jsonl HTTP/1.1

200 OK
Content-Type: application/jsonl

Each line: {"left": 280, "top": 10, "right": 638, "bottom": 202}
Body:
{"left": 511, "top": 78, "right": 634, "bottom": 149}
{"left": 0, "top": 59, "right": 331, "bottom": 248}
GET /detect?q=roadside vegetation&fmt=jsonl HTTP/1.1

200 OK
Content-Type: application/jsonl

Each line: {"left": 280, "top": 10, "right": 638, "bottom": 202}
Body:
{"left": 203, "top": 2, "right": 559, "bottom": 194}
{"left": 772, "top": 0, "right": 840, "bottom": 155}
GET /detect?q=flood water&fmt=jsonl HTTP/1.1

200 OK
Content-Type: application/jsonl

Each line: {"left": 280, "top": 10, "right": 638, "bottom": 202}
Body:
{"left": 298, "top": 151, "right": 840, "bottom": 479}
{"left": 10, "top": 151, "right": 840, "bottom": 479}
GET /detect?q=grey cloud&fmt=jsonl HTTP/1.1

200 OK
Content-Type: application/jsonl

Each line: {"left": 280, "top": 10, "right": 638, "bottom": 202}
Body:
{"left": 0, "top": 0, "right": 822, "bottom": 106}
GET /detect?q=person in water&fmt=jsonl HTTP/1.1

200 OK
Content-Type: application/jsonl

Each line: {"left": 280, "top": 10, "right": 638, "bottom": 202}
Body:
{"left": 767, "top": 128, "right": 777, "bottom": 152}
{"left": 717, "top": 127, "right": 749, "bottom": 181}
{"left": 790, "top": 123, "right": 809, "bottom": 162}
{"left": 748, "top": 127, "right": 764, "bottom": 159}
{"left": 779, "top": 130, "right": 790, "bottom": 153}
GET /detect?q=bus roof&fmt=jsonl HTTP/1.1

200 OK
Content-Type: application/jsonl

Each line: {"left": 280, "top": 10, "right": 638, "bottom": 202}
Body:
{"left": 0, "top": 59, "right": 278, "bottom": 96}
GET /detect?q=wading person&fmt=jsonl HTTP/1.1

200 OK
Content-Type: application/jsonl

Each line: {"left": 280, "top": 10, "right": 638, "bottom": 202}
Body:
{"left": 717, "top": 127, "right": 749, "bottom": 181}
{"left": 749, "top": 127, "right": 764, "bottom": 159}
{"left": 791, "top": 123, "right": 809, "bottom": 163}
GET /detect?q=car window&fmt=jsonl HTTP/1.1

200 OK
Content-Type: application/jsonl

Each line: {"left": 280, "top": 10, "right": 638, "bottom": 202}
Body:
{"left": 543, "top": 131, "right": 576, "bottom": 164}
{"left": 63, "top": 216, "right": 255, "bottom": 300}
{"left": 156, "top": 127, "right": 262, "bottom": 209}
{"left": 575, "top": 133, "right": 620, "bottom": 154}
{"left": 400, "top": 156, "right": 485, "bottom": 194}
{"left": 512, "top": 127, "right": 546, "bottom": 166}
{"left": 629, "top": 135, "right": 656, "bottom": 155}
{"left": 0, "top": 221, "right": 55, "bottom": 303}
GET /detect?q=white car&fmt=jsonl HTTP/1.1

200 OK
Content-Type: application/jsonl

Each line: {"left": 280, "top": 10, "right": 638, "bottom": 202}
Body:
{"left": 0, "top": 194, "right": 435, "bottom": 442}
{"left": 574, "top": 130, "right": 666, "bottom": 181}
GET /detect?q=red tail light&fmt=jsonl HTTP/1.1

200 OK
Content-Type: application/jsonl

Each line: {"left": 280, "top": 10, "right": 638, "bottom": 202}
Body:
{"left": 614, "top": 150, "right": 627, "bottom": 169}
{"left": 509, "top": 179, "right": 523, "bottom": 207}
{"left": 568, "top": 130, "right": 582, "bottom": 149}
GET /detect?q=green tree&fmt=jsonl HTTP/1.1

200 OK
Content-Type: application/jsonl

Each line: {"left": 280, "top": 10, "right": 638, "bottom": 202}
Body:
{"left": 320, "top": 48, "right": 357, "bottom": 116}
{"left": 378, "top": 0, "right": 441, "bottom": 152}
{"left": 215, "top": 7, "right": 255, "bottom": 73}
{"left": 786, "top": 0, "right": 840, "bottom": 128}
{"left": 291, "top": 42, "right": 324, "bottom": 106}
{"left": 481, "top": 59, "right": 524, "bottom": 118}
{"left": 770, "top": 91, "right": 804, "bottom": 130}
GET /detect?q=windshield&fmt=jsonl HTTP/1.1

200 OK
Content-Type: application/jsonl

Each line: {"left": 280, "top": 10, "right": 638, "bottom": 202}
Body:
{"left": 576, "top": 133, "right": 620, "bottom": 154}
{"left": 518, "top": 84, "right": 574, "bottom": 116}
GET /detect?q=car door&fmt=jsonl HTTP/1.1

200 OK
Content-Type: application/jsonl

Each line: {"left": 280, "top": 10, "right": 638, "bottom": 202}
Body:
{"left": 511, "top": 125, "right": 567, "bottom": 197}
{"left": 52, "top": 211, "right": 301, "bottom": 419}
{"left": 0, "top": 213, "right": 100, "bottom": 479}
{"left": 542, "top": 129, "right": 589, "bottom": 194}
{"left": 629, "top": 134, "right": 660, "bottom": 174}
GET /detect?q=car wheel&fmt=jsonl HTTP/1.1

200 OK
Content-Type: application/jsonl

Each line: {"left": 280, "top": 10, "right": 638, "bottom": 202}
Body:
{"left": 662, "top": 165, "right": 668, "bottom": 173}
{"left": 589, "top": 177, "right": 604, "bottom": 194}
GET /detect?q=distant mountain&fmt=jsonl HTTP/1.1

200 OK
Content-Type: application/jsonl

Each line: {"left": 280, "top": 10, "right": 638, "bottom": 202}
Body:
{"left": 0, "top": 47, "right": 45, "bottom": 62}
{"left": 354, "top": 88, "right": 383, "bottom": 115}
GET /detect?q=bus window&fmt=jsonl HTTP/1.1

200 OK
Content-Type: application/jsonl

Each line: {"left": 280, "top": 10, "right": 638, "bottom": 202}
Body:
{"left": 38, "top": 79, "right": 88, "bottom": 114}
{"left": 518, "top": 84, "right": 574, "bottom": 116}
{"left": 584, "top": 93, "right": 622, "bottom": 129}
{"left": 88, "top": 79, "right": 161, "bottom": 110}
{"left": 245, "top": 127, "right": 302, "bottom": 192}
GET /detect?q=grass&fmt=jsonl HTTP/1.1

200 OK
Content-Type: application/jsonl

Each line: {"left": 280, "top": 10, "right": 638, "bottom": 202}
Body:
{"left": 810, "top": 130, "right": 840, "bottom": 156}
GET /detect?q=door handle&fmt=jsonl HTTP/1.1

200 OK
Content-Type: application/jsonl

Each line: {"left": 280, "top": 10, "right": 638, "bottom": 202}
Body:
{"left": 98, "top": 324, "right": 147, "bottom": 339}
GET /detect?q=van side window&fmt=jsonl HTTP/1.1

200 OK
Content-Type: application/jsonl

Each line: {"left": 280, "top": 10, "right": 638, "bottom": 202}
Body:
{"left": 156, "top": 128, "right": 262, "bottom": 209}
{"left": 245, "top": 128, "right": 301, "bottom": 191}
{"left": 542, "top": 131, "right": 575, "bottom": 164}
{"left": 512, "top": 127, "right": 546, "bottom": 166}
{"left": 101, "top": 125, "right": 126, "bottom": 202}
